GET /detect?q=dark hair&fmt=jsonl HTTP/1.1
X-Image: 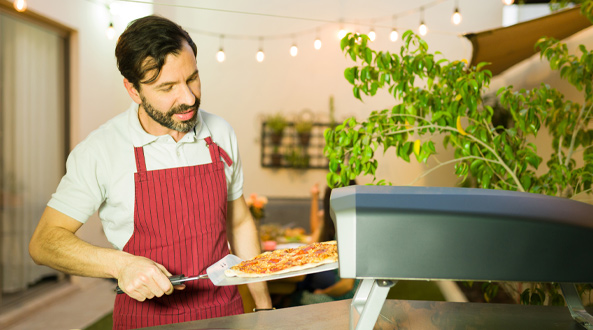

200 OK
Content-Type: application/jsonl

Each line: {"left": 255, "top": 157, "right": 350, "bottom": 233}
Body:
{"left": 115, "top": 15, "right": 197, "bottom": 90}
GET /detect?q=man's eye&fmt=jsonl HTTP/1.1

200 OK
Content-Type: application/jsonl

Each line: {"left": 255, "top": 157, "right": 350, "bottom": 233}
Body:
{"left": 161, "top": 86, "right": 173, "bottom": 92}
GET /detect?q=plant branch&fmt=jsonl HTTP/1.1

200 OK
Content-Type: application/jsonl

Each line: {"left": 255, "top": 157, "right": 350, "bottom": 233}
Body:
{"left": 406, "top": 155, "right": 500, "bottom": 186}
{"left": 382, "top": 124, "right": 525, "bottom": 191}
{"left": 564, "top": 103, "right": 591, "bottom": 166}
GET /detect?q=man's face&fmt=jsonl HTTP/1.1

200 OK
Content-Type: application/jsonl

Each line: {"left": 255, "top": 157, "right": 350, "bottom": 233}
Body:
{"left": 135, "top": 41, "right": 202, "bottom": 135}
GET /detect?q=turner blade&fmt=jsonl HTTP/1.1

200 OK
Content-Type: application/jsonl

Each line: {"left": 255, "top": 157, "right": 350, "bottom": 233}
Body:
{"left": 207, "top": 254, "right": 243, "bottom": 286}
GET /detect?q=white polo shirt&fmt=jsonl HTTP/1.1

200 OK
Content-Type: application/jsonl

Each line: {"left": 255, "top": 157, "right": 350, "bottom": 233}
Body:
{"left": 47, "top": 103, "right": 244, "bottom": 250}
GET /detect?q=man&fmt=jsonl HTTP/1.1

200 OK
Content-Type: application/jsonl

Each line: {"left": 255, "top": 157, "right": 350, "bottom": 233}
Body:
{"left": 29, "top": 15, "right": 272, "bottom": 329}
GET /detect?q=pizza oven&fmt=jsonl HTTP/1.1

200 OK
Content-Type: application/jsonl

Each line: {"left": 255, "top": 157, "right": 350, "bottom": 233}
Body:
{"left": 329, "top": 185, "right": 593, "bottom": 330}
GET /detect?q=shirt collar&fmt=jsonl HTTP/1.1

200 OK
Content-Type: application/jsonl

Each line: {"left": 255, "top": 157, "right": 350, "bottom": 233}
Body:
{"left": 128, "top": 102, "right": 204, "bottom": 146}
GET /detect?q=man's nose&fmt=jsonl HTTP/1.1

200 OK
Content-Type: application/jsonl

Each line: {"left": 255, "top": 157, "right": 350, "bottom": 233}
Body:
{"left": 179, "top": 83, "right": 196, "bottom": 106}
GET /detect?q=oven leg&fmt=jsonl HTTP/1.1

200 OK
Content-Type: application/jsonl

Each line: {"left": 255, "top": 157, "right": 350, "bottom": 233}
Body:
{"left": 560, "top": 283, "right": 593, "bottom": 330}
{"left": 350, "top": 279, "right": 396, "bottom": 330}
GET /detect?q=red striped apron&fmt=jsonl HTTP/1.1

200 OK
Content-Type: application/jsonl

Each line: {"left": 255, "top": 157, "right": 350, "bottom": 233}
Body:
{"left": 113, "top": 136, "right": 243, "bottom": 330}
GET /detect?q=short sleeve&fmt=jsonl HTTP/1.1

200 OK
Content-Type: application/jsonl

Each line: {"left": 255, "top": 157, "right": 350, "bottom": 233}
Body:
{"left": 225, "top": 126, "right": 244, "bottom": 201}
{"left": 47, "top": 142, "right": 107, "bottom": 223}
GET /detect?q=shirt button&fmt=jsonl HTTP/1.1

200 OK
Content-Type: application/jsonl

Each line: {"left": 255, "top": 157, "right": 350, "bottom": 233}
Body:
{"left": 176, "top": 151, "right": 181, "bottom": 157}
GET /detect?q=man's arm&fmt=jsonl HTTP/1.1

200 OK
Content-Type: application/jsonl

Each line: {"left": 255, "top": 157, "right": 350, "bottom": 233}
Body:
{"left": 29, "top": 206, "right": 180, "bottom": 301}
{"left": 226, "top": 196, "right": 272, "bottom": 309}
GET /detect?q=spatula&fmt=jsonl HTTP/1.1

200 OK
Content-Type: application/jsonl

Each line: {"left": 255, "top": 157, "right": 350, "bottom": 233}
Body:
{"left": 115, "top": 254, "right": 242, "bottom": 294}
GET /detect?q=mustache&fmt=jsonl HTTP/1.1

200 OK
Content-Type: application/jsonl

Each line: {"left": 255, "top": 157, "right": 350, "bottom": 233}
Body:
{"left": 170, "top": 98, "right": 200, "bottom": 115}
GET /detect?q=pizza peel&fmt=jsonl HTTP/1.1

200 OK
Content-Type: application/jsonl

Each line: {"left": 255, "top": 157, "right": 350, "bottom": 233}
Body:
{"left": 114, "top": 254, "right": 242, "bottom": 294}
{"left": 115, "top": 253, "right": 339, "bottom": 293}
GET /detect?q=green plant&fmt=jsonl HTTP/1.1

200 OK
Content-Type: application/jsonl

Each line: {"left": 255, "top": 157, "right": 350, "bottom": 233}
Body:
{"left": 325, "top": 31, "right": 592, "bottom": 198}
{"left": 324, "top": 5, "right": 593, "bottom": 305}
{"left": 295, "top": 119, "right": 313, "bottom": 134}
{"left": 267, "top": 113, "right": 288, "bottom": 134}
{"left": 286, "top": 147, "right": 310, "bottom": 168}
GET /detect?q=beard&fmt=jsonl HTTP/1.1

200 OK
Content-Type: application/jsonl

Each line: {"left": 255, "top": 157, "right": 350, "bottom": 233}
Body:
{"left": 140, "top": 95, "right": 201, "bottom": 133}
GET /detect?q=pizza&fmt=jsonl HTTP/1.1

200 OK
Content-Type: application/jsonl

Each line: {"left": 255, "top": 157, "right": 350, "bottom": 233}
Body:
{"left": 225, "top": 241, "right": 338, "bottom": 278}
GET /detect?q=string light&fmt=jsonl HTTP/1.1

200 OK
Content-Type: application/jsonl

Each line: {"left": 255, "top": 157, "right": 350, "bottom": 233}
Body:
{"left": 418, "top": 7, "right": 428, "bottom": 36}
{"left": 290, "top": 43, "right": 298, "bottom": 57}
{"left": 502, "top": 0, "right": 514, "bottom": 5}
{"left": 390, "top": 29, "right": 399, "bottom": 42}
{"left": 256, "top": 49, "right": 265, "bottom": 62}
{"left": 256, "top": 37, "right": 265, "bottom": 62}
{"left": 106, "top": 22, "right": 116, "bottom": 40}
{"left": 216, "top": 49, "right": 225, "bottom": 62}
{"left": 368, "top": 27, "right": 376, "bottom": 42}
{"left": 314, "top": 37, "right": 322, "bottom": 50}
{"left": 216, "top": 35, "right": 225, "bottom": 62}
{"left": 337, "top": 20, "right": 347, "bottom": 39}
{"left": 390, "top": 15, "right": 398, "bottom": 42}
{"left": 313, "top": 28, "right": 322, "bottom": 50}
{"left": 451, "top": 0, "right": 462, "bottom": 25}
{"left": 13, "top": 0, "right": 27, "bottom": 12}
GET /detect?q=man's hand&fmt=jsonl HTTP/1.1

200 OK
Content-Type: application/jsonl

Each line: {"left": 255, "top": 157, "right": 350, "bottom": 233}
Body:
{"left": 116, "top": 256, "right": 185, "bottom": 301}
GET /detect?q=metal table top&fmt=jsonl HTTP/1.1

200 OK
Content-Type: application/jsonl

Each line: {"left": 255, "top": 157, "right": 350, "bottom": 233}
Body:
{"left": 139, "top": 299, "right": 587, "bottom": 330}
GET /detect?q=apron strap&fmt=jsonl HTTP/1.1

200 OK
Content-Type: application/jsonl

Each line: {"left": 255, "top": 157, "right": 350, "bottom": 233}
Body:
{"left": 205, "top": 137, "right": 233, "bottom": 167}
{"left": 133, "top": 147, "right": 148, "bottom": 181}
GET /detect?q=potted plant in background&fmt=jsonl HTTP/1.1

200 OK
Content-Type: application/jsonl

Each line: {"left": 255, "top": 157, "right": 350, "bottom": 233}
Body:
{"left": 324, "top": 1, "right": 592, "bottom": 305}
{"left": 266, "top": 112, "right": 288, "bottom": 146}
{"left": 295, "top": 108, "right": 314, "bottom": 147}
{"left": 265, "top": 113, "right": 287, "bottom": 167}
{"left": 295, "top": 118, "right": 313, "bottom": 147}
{"left": 286, "top": 147, "right": 310, "bottom": 168}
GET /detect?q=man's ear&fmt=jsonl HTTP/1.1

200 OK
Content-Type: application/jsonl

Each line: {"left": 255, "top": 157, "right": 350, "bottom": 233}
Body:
{"left": 123, "top": 78, "right": 142, "bottom": 104}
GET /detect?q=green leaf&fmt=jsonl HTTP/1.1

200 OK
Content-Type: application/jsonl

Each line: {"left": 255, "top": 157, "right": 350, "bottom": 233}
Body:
{"left": 344, "top": 67, "right": 357, "bottom": 85}
{"left": 340, "top": 35, "right": 350, "bottom": 51}
{"left": 364, "top": 48, "right": 373, "bottom": 64}
{"left": 353, "top": 86, "right": 361, "bottom": 100}
{"left": 476, "top": 62, "right": 490, "bottom": 71}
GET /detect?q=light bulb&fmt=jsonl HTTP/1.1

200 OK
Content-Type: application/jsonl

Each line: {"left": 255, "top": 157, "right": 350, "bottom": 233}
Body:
{"left": 314, "top": 38, "right": 322, "bottom": 50}
{"left": 368, "top": 29, "right": 376, "bottom": 42}
{"left": 290, "top": 44, "right": 298, "bottom": 57}
{"left": 13, "top": 0, "right": 27, "bottom": 12}
{"left": 256, "top": 49, "right": 265, "bottom": 62}
{"left": 390, "top": 29, "right": 399, "bottom": 42}
{"left": 216, "top": 49, "right": 225, "bottom": 62}
{"left": 452, "top": 9, "right": 462, "bottom": 25}
{"left": 338, "top": 28, "right": 347, "bottom": 40}
{"left": 419, "top": 22, "right": 428, "bottom": 36}
{"left": 106, "top": 22, "right": 116, "bottom": 40}
{"left": 502, "top": 0, "right": 514, "bottom": 5}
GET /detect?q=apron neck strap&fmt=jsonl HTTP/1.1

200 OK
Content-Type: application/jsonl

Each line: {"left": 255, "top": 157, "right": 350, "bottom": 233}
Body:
{"left": 134, "top": 147, "right": 147, "bottom": 173}
{"left": 205, "top": 137, "right": 233, "bottom": 167}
